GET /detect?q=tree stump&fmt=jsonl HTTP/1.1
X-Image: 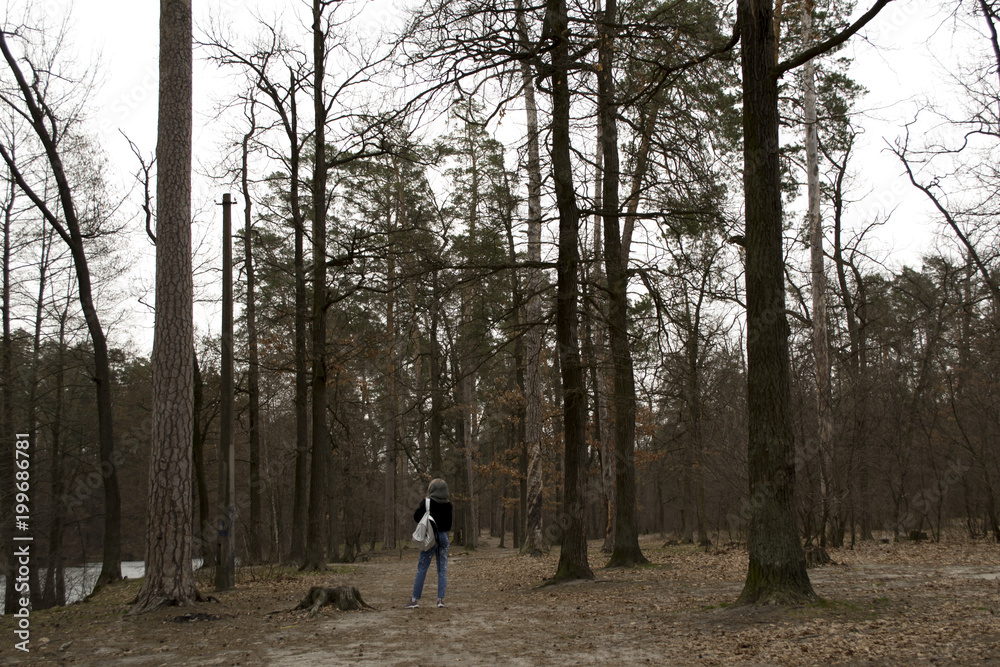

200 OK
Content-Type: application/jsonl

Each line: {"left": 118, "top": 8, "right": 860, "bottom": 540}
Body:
{"left": 294, "top": 586, "right": 373, "bottom": 616}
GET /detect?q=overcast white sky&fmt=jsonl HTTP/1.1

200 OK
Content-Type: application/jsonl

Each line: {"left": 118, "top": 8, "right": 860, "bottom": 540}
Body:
{"left": 9, "top": 0, "right": 985, "bottom": 353}
{"left": 35, "top": 0, "right": 401, "bottom": 352}
{"left": 841, "top": 0, "right": 974, "bottom": 261}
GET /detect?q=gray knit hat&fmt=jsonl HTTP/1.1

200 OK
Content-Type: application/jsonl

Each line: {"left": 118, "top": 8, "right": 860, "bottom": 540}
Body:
{"left": 428, "top": 478, "right": 450, "bottom": 503}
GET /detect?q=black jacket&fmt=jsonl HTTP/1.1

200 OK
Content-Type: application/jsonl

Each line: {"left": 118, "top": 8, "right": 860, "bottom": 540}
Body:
{"left": 414, "top": 498, "right": 453, "bottom": 533}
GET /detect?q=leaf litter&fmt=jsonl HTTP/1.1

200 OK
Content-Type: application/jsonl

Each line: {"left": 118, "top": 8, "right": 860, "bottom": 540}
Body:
{"left": 2, "top": 534, "right": 998, "bottom": 665}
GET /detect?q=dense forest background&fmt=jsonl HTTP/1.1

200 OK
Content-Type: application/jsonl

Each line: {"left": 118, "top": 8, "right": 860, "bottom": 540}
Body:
{"left": 1, "top": 0, "right": 998, "bottom": 611}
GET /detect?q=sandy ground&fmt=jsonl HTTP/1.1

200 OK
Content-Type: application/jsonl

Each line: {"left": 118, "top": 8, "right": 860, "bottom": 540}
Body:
{"left": 2, "top": 535, "right": 999, "bottom": 665}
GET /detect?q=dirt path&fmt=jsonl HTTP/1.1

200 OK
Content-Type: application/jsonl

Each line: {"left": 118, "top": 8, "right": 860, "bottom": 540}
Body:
{"left": 3, "top": 536, "right": 999, "bottom": 665}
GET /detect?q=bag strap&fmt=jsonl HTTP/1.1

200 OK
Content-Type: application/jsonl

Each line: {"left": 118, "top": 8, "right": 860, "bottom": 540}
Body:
{"left": 426, "top": 498, "right": 436, "bottom": 524}
{"left": 425, "top": 497, "right": 438, "bottom": 543}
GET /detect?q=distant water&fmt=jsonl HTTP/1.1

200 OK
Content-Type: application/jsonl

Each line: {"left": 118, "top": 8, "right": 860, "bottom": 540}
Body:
{"left": 0, "top": 559, "right": 203, "bottom": 612}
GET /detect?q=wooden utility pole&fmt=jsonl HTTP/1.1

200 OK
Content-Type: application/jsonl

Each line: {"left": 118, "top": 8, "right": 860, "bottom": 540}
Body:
{"left": 216, "top": 192, "right": 236, "bottom": 591}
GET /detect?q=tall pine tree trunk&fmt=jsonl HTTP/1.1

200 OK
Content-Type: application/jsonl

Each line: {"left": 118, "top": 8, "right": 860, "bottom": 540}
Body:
{"left": 429, "top": 272, "right": 444, "bottom": 474}
{"left": 588, "top": 131, "right": 616, "bottom": 554}
{"left": 286, "top": 66, "right": 310, "bottom": 565}
{"left": 192, "top": 352, "right": 213, "bottom": 567}
{"left": 383, "top": 216, "right": 397, "bottom": 550}
{"left": 408, "top": 271, "right": 426, "bottom": 469}
{"left": 42, "top": 305, "right": 68, "bottom": 608}
{"left": 502, "top": 169, "right": 528, "bottom": 552}
{"left": 459, "top": 103, "right": 481, "bottom": 549}
{"left": 516, "top": 0, "right": 546, "bottom": 556}
{"left": 801, "top": 0, "right": 835, "bottom": 548}
{"left": 242, "top": 111, "right": 263, "bottom": 563}
{"left": 30, "top": 223, "right": 54, "bottom": 609}
{"left": 831, "top": 142, "right": 871, "bottom": 540}
{"left": 133, "top": 0, "right": 196, "bottom": 612}
{"left": 290, "top": 128, "right": 309, "bottom": 563}
{"left": 686, "top": 311, "right": 709, "bottom": 546}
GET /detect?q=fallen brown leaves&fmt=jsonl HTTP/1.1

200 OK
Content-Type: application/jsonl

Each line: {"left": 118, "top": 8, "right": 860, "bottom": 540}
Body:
{"left": 2, "top": 535, "right": 998, "bottom": 665}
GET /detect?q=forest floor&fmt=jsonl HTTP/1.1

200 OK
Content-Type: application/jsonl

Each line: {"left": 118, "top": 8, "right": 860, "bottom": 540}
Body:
{"left": 2, "top": 534, "right": 999, "bottom": 666}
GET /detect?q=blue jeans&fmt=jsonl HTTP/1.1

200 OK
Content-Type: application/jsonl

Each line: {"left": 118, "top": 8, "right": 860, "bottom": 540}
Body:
{"left": 411, "top": 531, "right": 449, "bottom": 600}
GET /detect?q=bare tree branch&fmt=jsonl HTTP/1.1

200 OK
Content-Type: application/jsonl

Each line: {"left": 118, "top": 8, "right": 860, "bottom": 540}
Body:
{"left": 121, "top": 130, "right": 156, "bottom": 245}
{"left": 774, "top": 0, "right": 894, "bottom": 77}
{"left": 890, "top": 127, "right": 1000, "bottom": 307}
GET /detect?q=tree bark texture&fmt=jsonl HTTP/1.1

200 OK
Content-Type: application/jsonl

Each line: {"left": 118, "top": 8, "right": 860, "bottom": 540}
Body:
{"left": 516, "top": 0, "right": 546, "bottom": 556}
{"left": 598, "top": 0, "right": 647, "bottom": 568}
{"left": 830, "top": 152, "right": 871, "bottom": 539}
{"left": 736, "top": 0, "right": 816, "bottom": 604}
{"left": 242, "top": 117, "right": 262, "bottom": 563}
{"left": 192, "top": 352, "right": 214, "bottom": 567}
{"left": 383, "top": 219, "right": 398, "bottom": 550}
{"left": 802, "top": 0, "right": 835, "bottom": 548}
{"left": 589, "top": 125, "right": 616, "bottom": 554}
{"left": 546, "top": 0, "right": 594, "bottom": 582}
{"left": 685, "top": 304, "right": 709, "bottom": 545}
{"left": 44, "top": 358, "right": 66, "bottom": 606}
{"left": 35, "top": 229, "right": 58, "bottom": 608}
{"left": 407, "top": 259, "right": 426, "bottom": 472}
{"left": 429, "top": 273, "right": 444, "bottom": 474}
{"left": 290, "top": 83, "right": 310, "bottom": 563}
{"left": 501, "top": 168, "right": 528, "bottom": 552}
{"left": 460, "top": 107, "right": 480, "bottom": 549}
{"left": 304, "top": 0, "right": 330, "bottom": 570}
{"left": 133, "top": 0, "right": 196, "bottom": 613}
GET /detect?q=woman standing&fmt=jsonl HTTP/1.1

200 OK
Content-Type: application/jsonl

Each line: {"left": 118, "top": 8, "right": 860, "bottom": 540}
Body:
{"left": 405, "top": 478, "right": 452, "bottom": 608}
